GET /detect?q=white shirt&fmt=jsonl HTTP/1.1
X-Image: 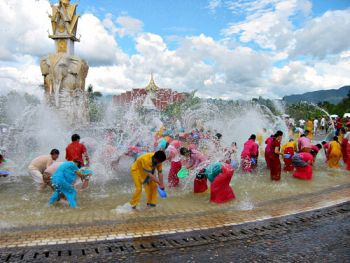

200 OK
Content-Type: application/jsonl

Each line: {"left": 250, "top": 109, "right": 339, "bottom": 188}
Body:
{"left": 313, "top": 119, "right": 318, "bottom": 127}
{"left": 345, "top": 131, "right": 350, "bottom": 143}
{"left": 299, "top": 120, "right": 305, "bottom": 127}
{"left": 320, "top": 118, "right": 325, "bottom": 126}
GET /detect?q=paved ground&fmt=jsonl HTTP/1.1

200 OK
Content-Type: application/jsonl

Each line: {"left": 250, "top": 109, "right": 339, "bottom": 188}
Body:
{"left": 1, "top": 202, "right": 349, "bottom": 262}
{"left": 1, "top": 184, "right": 349, "bottom": 249}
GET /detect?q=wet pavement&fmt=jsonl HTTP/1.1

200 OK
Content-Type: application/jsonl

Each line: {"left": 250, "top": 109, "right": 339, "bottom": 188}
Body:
{"left": 1, "top": 183, "right": 349, "bottom": 249}
{"left": 1, "top": 201, "right": 349, "bottom": 262}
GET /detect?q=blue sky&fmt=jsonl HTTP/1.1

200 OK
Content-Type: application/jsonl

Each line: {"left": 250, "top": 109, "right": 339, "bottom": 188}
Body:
{"left": 79, "top": 0, "right": 232, "bottom": 53}
{"left": 76, "top": 0, "right": 349, "bottom": 55}
{"left": 0, "top": 0, "right": 349, "bottom": 98}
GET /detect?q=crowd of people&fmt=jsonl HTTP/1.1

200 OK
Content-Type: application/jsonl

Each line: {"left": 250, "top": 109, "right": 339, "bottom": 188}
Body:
{"left": 0, "top": 119, "right": 349, "bottom": 210}
{"left": 292, "top": 115, "right": 350, "bottom": 137}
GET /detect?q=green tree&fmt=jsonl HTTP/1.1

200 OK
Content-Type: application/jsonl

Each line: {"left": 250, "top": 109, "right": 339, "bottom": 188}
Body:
{"left": 252, "top": 96, "right": 282, "bottom": 115}
{"left": 86, "top": 84, "right": 104, "bottom": 122}
{"left": 163, "top": 90, "right": 201, "bottom": 119}
{"left": 332, "top": 91, "right": 350, "bottom": 116}
{"left": 87, "top": 84, "right": 102, "bottom": 101}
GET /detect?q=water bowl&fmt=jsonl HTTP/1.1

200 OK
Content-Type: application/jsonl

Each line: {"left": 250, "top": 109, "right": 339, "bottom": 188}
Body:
{"left": 157, "top": 186, "right": 167, "bottom": 198}
{"left": 177, "top": 167, "right": 188, "bottom": 179}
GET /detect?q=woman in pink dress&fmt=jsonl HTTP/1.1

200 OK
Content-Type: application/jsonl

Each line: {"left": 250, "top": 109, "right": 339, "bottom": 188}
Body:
{"left": 180, "top": 147, "right": 208, "bottom": 193}
{"left": 166, "top": 140, "right": 182, "bottom": 187}
{"left": 240, "top": 134, "right": 259, "bottom": 173}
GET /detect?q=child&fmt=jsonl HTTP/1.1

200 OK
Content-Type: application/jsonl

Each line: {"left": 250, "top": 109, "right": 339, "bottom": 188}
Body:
{"left": 49, "top": 160, "right": 90, "bottom": 208}
{"left": 180, "top": 147, "right": 208, "bottom": 193}
{"left": 166, "top": 140, "right": 182, "bottom": 187}
{"left": 282, "top": 139, "right": 297, "bottom": 172}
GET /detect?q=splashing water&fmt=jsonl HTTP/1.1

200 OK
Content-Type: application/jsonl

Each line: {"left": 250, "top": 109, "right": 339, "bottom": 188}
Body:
{"left": 0, "top": 94, "right": 349, "bottom": 230}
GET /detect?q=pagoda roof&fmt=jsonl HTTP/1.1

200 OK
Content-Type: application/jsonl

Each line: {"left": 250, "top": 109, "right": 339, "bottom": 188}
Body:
{"left": 145, "top": 74, "right": 159, "bottom": 92}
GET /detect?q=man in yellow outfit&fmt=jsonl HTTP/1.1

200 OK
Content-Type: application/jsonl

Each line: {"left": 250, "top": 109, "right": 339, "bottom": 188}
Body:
{"left": 130, "top": 151, "right": 167, "bottom": 208}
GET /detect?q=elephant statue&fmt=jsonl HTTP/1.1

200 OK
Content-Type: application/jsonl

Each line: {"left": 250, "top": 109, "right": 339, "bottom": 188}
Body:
{"left": 40, "top": 53, "right": 89, "bottom": 107}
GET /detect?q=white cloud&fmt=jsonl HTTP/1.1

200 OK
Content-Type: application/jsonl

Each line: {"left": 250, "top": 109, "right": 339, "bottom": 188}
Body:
{"left": 222, "top": 0, "right": 312, "bottom": 50}
{"left": 289, "top": 9, "right": 350, "bottom": 59}
{"left": 0, "top": 0, "right": 349, "bottom": 101}
{"left": 86, "top": 65, "right": 133, "bottom": 94}
{"left": 0, "top": 0, "right": 52, "bottom": 60}
{"left": 271, "top": 52, "right": 350, "bottom": 96}
{"left": 135, "top": 33, "right": 168, "bottom": 55}
{"left": 207, "top": 0, "right": 222, "bottom": 13}
{"left": 0, "top": 56, "right": 43, "bottom": 96}
{"left": 116, "top": 16, "right": 143, "bottom": 37}
{"left": 76, "top": 14, "right": 128, "bottom": 66}
{"left": 0, "top": 0, "right": 127, "bottom": 67}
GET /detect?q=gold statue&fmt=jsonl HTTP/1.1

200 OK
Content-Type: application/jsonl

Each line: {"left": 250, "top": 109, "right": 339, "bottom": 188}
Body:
{"left": 49, "top": 0, "right": 80, "bottom": 41}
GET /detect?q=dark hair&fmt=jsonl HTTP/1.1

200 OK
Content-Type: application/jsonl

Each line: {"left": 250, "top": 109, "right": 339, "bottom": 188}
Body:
{"left": 180, "top": 147, "right": 189, "bottom": 156}
{"left": 249, "top": 134, "right": 256, "bottom": 140}
{"left": 340, "top": 128, "right": 346, "bottom": 134}
{"left": 153, "top": 150, "right": 166, "bottom": 162}
{"left": 300, "top": 134, "right": 305, "bottom": 137}
{"left": 71, "top": 134, "right": 80, "bottom": 142}
{"left": 50, "top": 149, "right": 60, "bottom": 155}
{"left": 274, "top": 130, "right": 283, "bottom": 138}
{"left": 321, "top": 141, "right": 327, "bottom": 145}
{"left": 0, "top": 154, "right": 4, "bottom": 161}
{"left": 73, "top": 159, "right": 82, "bottom": 168}
{"left": 316, "top": 144, "right": 322, "bottom": 150}
{"left": 215, "top": 133, "right": 222, "bottom": 139}
{"left": 196, "top": 169, "right": 206, "bottom": 179}
{"left": 333, "top": 136, "right": 339, "bottom": 142}
{"left": 310, "top": 149, "right": 317, "bottom": 157}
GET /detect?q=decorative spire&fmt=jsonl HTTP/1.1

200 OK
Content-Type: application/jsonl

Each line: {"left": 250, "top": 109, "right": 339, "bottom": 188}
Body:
{"left": 145, "top": 73, "right": 159, "bottom": 92}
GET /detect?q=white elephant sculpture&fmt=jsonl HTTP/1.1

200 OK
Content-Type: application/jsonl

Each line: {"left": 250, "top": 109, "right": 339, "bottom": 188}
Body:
{"left": 40, "top": 53, "right": 89, "bottom": 107}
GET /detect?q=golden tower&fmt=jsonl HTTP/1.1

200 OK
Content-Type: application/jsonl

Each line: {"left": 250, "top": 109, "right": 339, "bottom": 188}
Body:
{"left": 49, "top": 0, "right": 80, "bottom": 55}
{"left": 145, "top": 74, "right": 160, "bottom": 92}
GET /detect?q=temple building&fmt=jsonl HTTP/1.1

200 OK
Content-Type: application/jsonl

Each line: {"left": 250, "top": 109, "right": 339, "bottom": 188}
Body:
{"left": 113, "top": 75, "right": 186, "bottom": 111}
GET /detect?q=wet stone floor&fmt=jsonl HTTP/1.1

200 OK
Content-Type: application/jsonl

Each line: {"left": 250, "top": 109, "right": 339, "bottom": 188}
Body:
{"left": 0, "top": 182, "right": 349, "bottom": 250}
{"left": 0, "top": 160, "right": 349, "bottom": 262}
{"left": 1, "top": 201, "right": 349, "bottom": 262}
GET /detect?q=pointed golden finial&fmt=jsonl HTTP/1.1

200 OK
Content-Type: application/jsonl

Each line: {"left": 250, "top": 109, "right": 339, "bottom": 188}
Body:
{"left": 145, "top": 73, "right": 159, "bottom": 92}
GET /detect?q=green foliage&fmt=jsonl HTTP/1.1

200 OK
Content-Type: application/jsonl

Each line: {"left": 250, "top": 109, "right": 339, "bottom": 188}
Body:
{"left": 163, "top": 90, "right": 201, "bottom": 119}
{"left": 251, "top": 96, "right": 282, "bottom": 115}
{"left": 87, "top": 84, "right": 102, "bottom": 101}
{"left": 86, "top": 84, "right": 105, "bottom": 122}
{"left": 327, "top": 91, "right": 350, "bottom": 116}
{"left": 0, "top": 91, "right": 40, "bottom": 125}
{"left": 285, "top": 91, "right": 350, "bottom": 120}
{"left": 285, "top": 102, "right": 326, "bottom": 120}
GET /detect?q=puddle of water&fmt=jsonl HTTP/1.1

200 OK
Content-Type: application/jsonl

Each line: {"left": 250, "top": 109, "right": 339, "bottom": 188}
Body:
{"left": 0, "top": 159, "right": 349, "bottom": 229}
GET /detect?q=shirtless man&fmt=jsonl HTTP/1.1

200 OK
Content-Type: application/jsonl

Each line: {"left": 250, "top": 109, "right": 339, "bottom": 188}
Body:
{"left": 28, "top": 149, "right": 59, "bottom": 189}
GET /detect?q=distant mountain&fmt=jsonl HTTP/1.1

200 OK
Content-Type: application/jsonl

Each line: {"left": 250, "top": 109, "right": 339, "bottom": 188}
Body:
{"left": 283, "top": 86, "right": 350, "bottom": 104}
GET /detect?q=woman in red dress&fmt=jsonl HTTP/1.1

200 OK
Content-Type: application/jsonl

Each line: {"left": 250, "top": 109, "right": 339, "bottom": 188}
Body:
{"left": 264, "top": 135, "right": 274, "bottom": 169}
{"left": 292, "top": 151, "right": 316, "bottom": 180}
{"left": 269, "top": 131, "right": 284, "bottom": 181}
